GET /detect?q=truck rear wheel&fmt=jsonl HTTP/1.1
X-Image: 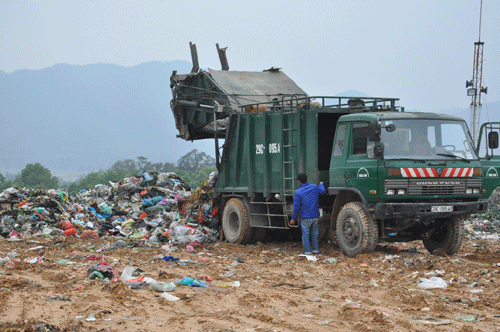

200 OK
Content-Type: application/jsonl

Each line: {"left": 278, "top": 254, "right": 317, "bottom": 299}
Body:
{"left": 336, "top": 202, "right": 377, "bottom": 257}
{"left": 422, "top": 218, "right": 464, "bottom": 255}
{"left": 222, "top": 198, "right": 254, "bottom": 244}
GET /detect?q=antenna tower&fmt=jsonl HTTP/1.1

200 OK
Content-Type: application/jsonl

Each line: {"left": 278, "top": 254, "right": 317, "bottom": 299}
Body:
{"left": 466, "top": 0, "right": 487, "bottom": 145}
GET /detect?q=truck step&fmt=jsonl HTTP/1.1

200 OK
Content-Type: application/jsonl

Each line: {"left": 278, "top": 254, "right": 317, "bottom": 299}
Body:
{"left": 251, "top": 213, "right": 288, "bottom": 217}
{"left": 250, "top": 201, "right": 285, "bottom": 205}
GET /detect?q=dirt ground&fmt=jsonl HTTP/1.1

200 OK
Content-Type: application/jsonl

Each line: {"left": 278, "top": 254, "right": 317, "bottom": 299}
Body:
{"left": 1, "top": 233, "right": 500, "bottom": 332}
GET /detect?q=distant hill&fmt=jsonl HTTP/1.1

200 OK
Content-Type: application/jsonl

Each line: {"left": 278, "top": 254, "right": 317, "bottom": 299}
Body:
{"left": 335, "top": 90, "right": 370, "bottom": 97}
{"left": 406, "top": 101, "right": 500, "bottom": 125}
{"left": 1, "top": 67, "right": 498, "bottom": 180}
{"left": 0, "top": 61, "right": 216, "bottom": 176}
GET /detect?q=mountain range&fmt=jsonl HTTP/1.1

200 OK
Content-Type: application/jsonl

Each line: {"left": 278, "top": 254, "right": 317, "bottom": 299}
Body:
{"left": 0, "top": 61, "right": 216, "bottom": 179}
{"left": 1, "top": 62, "right": 498, "bottom": 180}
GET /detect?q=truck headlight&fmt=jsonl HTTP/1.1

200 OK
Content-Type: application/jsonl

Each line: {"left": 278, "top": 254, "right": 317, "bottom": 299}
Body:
{"left": 397, "top": 189, "right": 406, "bottom": 195}
{"left": 386, "top": 189, "right": 395, "bottom": 196}
{"left": 473, "top": 188, "right": 480, "bottom": 194}
{"left": 466, "top": 188, "right": 473, "bottom": 194}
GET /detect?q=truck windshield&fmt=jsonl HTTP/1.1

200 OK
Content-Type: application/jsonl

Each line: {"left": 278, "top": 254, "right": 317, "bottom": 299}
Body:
{"left": 380, "top": 119, "right": 478, "bottom": 161}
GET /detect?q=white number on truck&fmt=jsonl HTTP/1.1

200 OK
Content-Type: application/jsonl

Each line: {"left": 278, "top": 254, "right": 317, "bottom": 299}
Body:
{"left": 256, "top": 144, "right": 265, "bottom": 155}
{"left": 269, "top": 143, "right": 281, "bottom": 154}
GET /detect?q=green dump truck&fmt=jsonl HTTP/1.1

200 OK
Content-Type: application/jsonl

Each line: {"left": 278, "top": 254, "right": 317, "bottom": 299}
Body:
{"left": 170, "top": 43, "right": 500, "bottom": 256}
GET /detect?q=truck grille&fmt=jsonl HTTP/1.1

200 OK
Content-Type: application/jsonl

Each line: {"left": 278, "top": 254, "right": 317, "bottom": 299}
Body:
{"left": 385, "top": 178, "right": 482, "bottom": 196}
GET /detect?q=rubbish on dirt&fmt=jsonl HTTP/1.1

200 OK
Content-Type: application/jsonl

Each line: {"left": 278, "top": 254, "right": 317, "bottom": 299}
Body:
{"left": 418, "top": 277, "right": 447, "bottom": 289}
{"left": 44, "top": 296, "right": 72, "bottom": 301}
{"left": 456, "top": 315, "right": 475, "bottom": 322}
{"left": 86, "top": 316, "right": 96, "bottom": 322}
{"left": 161, "top": 292, "right": 180, "bottom": 302}
{"left": 149, "top": 282, "right": 176, "bottom": 292}
{"left": 216, "top": 280, "right": 240, "bottom": 288}
{"left": 270, "top": 283, "right": 314, "bottom": 289}
{"left": 163, "top": 256, "right": 179, "bottom": 262}
{"left": 470, "top": 289, "right": 484, "bottom": 293}
{"left": 88, "top": 271, "right": 105, "bottom": 279}
{"left": 178, "top": 277, "right": 207, "bottom": 287}
{"left": 299, "top": 254, "right": 318, "bottom": 261}
{"left": 414, "top": 316, "right": 454, "bottom": 325}
{"left": 323, "top": 258, "right": 337, "bottom": 263}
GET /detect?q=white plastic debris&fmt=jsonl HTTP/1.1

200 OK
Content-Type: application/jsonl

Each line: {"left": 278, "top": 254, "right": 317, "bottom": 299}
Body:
{"left": 161, "top": 292, "right": 180, "bottom": 302}
{"left": 418, "top": 277, "right": 447, "bottom": 289}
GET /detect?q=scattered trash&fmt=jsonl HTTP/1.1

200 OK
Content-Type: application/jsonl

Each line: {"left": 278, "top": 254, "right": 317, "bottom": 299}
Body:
{"left": 270, "top": 283, "right": 313, "bottom": 289}
{"left": 217, "top": 281, "right": 241, "bottom": 288}
{"left": 161, "top": 292, "right": 180, "bottom": 302}
{"left": 44, "top": 296, "right": 71, "bottom": 301}
{"left": 323, "top": 258, "right": 337, "bottom": 264}
{"left": 163, "top": 256, "right": 179, "bottom": 262}
{"left": 149, "top": 282, "right": 176, "bottom": 292}
{"left": 418, "top": 277, "right": 447, "bottom": 289}
{"left": 414, "top": 316, "right": 454, "bottom": 325}
{"left": 456, "top": 315, "right": 475, "bottom": 322}
{"left": 299, "top": 254, "right": 318, "bottom": 261}
{"left": 178, "top": 277, "right": 207, "bottom": 287}
{"left": 470, "top": 289, "right": 484, "bottom": 294}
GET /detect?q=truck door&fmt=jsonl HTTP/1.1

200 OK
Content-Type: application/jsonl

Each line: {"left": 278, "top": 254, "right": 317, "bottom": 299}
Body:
{"left": 345, "top": 122, "right": 379, "bottom": 200}
{"left": 329, "top": 123, "right": 347, "bottom": 187}
{"left": 477, "top": 122, "right": 500, "bottom": 197}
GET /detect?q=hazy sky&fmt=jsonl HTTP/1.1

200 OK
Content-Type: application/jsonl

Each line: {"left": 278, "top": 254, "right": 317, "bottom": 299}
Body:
{"left": 1, "top": 0, "right": 499, "bottom": 115}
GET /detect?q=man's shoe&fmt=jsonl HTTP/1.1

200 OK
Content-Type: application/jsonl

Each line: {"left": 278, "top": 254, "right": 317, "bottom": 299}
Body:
{"left": 304, "top": 252, "right": 312, "bottom": 255}
{"left": 312, "top": 250, "right": 319, "bottom": 254}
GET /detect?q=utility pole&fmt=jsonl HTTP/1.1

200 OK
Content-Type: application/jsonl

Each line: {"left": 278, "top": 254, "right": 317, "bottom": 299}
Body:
{"left": 466, "top": 0, "right": 487, "bottom": 145}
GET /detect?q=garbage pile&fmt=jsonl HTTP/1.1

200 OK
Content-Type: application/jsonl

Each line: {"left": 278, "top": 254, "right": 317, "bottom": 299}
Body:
{"left": 0, "top": 171, "right": 219, "bottom": 246}
{"left": 464, "top": 187, "right": 500, "bottom": 240}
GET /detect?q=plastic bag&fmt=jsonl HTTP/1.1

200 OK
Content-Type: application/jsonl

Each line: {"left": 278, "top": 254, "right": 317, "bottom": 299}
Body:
{"left": 418, "top": 277, "right": 447, "bottom": 289}
{"left": 149, "top": 282, "right": 176, "bottom": 292}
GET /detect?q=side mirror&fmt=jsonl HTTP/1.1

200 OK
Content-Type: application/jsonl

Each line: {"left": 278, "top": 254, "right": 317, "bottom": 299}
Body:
{"left": 368, "top": 142, "right": 384, "bottom": 159}
{"left": 385, "top": 124, "right": 396, "bottom": 132}
{"left": 488, "top": 131, "right": 499, "bottom": 149}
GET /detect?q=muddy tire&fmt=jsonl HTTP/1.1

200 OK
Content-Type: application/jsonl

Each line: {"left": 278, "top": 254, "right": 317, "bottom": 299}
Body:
{"left": 222, "top": 198, "right": 254, "bottom": 244}
{"left": 336, "top": 202, "right": 378, "bottom": 257}
{"left": 422, "top": 218, "right": 464, "bottom": 255}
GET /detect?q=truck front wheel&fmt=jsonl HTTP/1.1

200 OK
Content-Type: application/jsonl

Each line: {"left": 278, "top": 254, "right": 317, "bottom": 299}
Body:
{"left": 422, "top": 218, "right": 464, "bottom": 255}
{"left": 222, "top": 198, "right": 254, "bottom": 244}
{"left": 336, "top": 202, "right": 377, "bottom": 257}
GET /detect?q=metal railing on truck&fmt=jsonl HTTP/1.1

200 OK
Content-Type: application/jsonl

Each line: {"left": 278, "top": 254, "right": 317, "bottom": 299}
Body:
{"left": 238, "top": 95, "right": 401, "bottom": 115}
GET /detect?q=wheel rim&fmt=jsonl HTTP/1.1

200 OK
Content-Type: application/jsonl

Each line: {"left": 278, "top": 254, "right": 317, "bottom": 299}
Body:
{"left": 226, "top": 210, "right": 240, "bottom": 237}
{"left": 342, "top": 216, "right": 360, "bottom": 246}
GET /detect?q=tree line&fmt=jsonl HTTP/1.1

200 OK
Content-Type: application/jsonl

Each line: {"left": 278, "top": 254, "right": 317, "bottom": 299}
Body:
{"left": 0, "top": 149, "right": 216, "bottom": 195}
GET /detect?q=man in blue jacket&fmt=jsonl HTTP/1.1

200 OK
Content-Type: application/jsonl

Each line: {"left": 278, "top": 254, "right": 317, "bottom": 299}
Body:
{"left": 290, "top": 173, "right": 326, "bottom": 255}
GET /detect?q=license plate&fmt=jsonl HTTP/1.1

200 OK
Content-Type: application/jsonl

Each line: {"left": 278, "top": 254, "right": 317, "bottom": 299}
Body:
{"left": 431, "top": 205, "right": 453, "bottom": 213}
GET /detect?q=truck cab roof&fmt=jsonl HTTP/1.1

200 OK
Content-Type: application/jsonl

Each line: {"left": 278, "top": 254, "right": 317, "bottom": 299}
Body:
{"left": 338, "top": 111, "right": 467, "bottom": 123}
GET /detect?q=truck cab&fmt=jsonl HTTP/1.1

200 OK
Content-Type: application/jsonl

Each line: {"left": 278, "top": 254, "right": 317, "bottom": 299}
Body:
{"left": 329, "top": 112, "right": 496, "bottom": 256}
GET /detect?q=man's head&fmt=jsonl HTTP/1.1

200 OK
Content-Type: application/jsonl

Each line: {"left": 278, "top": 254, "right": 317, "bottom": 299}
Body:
{"left": 297, "top": 173, "right": 307, "bottom": 184}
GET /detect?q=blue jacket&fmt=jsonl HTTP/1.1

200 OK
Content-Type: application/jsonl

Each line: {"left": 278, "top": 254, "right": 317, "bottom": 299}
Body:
{"left": 292, "top": 182, "right": 326, "bottom": 220}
